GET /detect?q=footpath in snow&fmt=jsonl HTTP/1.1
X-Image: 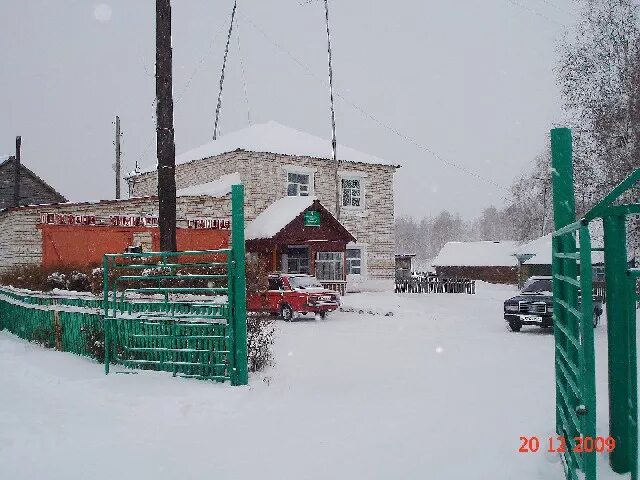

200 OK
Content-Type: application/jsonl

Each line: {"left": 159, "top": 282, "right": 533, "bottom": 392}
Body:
{"left": 0, "top": 282, "right": 628, "bottom": 479}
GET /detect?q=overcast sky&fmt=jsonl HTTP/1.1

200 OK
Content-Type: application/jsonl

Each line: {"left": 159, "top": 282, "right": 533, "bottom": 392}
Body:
{"left": 0, "top": 0, "right": 579, "bottom": 219}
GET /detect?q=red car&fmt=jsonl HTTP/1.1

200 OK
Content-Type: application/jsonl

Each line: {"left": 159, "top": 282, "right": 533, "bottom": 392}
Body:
{"left": 247, "top": 273, "right": 341, "bottom": 321}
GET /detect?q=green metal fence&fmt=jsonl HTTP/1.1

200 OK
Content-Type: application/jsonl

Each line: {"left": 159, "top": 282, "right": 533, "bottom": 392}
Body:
{"left": 0, "top": 184, "right": 248, "bottom": 386}
{"left": 0, "top": 287, "right": 104, "bottom": 358}
{"left": 103, "top": 183, "right": 248, "bottom": 385}
{"left": 551, "top": 128, "right": 638, "bottom": 480}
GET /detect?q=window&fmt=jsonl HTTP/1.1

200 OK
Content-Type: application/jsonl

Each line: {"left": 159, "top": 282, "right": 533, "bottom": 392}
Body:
{"left": 315, "top": 252, "right": 343, "bottom": 281}
{"left": 593, "top": 266, "right": 605, "bottom": 283}
{"left": 342, "top": 178, "right": 362, "bottom": 208}
{"left": 287, "top": 172, "right": 310, "bottom": 196}
{"left": 346, "top": 248, "right": 362, "bottom": 275}
{"left": 287, "top": 246, "right": 309, "bottom": 274}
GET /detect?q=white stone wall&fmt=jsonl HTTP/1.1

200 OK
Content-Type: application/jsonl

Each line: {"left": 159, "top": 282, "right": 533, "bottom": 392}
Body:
{"left": 130, "top": 150, "right": 397, "bottom": 281}
{"left": 0, "top": 195, "right": 230, "bottom": 273}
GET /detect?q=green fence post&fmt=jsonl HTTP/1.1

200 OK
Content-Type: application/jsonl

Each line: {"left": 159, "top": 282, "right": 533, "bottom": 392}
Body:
{"left": 626, "top": 273, "right": 639, "bottom": 480}
{"left": 603, "top": 214, "right": 633, "bottom": 473}
{"left": 103, "top": 255, "right": 110, "bottom": 375}
{"left": 551, "top": 127, "right": 577, "bottom": 436}
{"left": 231, "top": 184, "right": 248, "bottom": 386}
{"left": 579, "top": 223, "right": 597, "bottom": 479}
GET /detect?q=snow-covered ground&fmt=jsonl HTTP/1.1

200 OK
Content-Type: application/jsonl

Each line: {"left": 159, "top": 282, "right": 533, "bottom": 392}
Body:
{"left": 0, "top": 283, "right": 631, "bottom": 479}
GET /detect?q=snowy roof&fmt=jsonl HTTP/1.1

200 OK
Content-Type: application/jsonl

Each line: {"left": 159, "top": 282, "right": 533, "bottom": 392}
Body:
{"left": 176, "top": 172, "right": 240, "bottom": 198}
{"left": 139, "top": 121, "right": 398, "bottom": 174}
{"left": 246, "top": 196, "right": 316, "bottom": 241}
{"left": 514, "top": 220, "right": 605, "bottom": 265}
{"left": 432, "top": 241, "right": 519, "bottom": 267}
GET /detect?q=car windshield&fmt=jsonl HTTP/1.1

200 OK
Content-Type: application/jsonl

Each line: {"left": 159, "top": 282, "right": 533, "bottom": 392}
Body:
{"left": 289, "top": 276, "right": 323, "bottom": 289}
{"left": 522, "top": 278, "right": 553, "bottom": 294}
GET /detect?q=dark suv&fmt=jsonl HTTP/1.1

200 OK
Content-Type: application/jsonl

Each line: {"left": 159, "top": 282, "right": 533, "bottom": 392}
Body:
{"left": 504, "top": 276, "right": 604, "bottom": 332}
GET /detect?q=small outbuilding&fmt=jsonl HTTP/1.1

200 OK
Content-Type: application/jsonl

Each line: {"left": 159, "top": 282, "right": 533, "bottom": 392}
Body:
{"left": 394, "top": 254, "right": 416, "bottom": 281}
{"left": 0, "top": 155, "right": 66, "bottom": 210}
{"left": 245, "top": 196, "right": 356, "bottom": 294}
{"left": 432, "top": 241, "right": 519, "bottom": 284}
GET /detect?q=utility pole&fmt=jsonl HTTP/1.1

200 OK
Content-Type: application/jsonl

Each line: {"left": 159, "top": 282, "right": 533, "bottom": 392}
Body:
{"left": 156, "top": 0, "right": 177, "bottom": 252}
{"left": 13, "top": 136, "right": 21, "bottom": 208}
{"left": 115, "top": 116, "right": 122, "bottom": 199}
{"left": 324, "top": 0, "right": 340, "bottom": 220}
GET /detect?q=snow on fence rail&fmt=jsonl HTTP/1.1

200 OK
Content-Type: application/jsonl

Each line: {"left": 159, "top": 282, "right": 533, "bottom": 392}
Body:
{"left": 0, "top": 286, "right": 232, "bottom": 379}
{"left": 395, "top": 274, "right": 476, "bottom": 294}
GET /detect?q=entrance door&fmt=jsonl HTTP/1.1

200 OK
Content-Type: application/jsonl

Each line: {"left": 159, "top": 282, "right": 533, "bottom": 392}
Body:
{"left": 286, "top": 246, "right": 310, "bottom": 274}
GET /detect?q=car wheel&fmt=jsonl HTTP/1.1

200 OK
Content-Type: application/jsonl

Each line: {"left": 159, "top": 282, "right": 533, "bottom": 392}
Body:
{"left": 280, "top": 304, "right": 294, "bottom": 322}
{"left": 319, "top": 311, "right": 327, "bottom": 319}
{"left": 508, "top": 320, "right": 522, "bottom": 332}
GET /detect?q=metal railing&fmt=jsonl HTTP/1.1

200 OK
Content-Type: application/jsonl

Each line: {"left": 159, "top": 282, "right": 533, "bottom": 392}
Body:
{"left": 102, "top": 184, "right": 248, "bottom": 385}
{"left": 551, "top": 128, "right": 637, "bottom": 480}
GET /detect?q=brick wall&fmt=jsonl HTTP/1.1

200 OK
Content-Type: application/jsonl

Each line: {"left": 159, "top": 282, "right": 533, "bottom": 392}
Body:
{"left": 0, "top": 195, "right": 230, "bottom": 273}
{"left": 130, "top": 150, "right": 397, "bottom": 281}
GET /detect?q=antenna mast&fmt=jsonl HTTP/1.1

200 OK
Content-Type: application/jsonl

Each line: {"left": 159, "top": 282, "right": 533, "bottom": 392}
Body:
{"left": 324, "top": 0, "right": 339, "bottom": 219}
{"left": 213, "top": 1, "right": 238, "bottom": 140}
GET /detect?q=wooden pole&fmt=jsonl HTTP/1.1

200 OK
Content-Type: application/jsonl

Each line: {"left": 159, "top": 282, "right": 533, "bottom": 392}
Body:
{"left": 13, "top": 136, "right": 21, "bottom": 207}
{"left": 115, "top": 116, "right": 122, "bottom": 199}
{"left": 156, "top": 0, "right": 177, "bottom": 251}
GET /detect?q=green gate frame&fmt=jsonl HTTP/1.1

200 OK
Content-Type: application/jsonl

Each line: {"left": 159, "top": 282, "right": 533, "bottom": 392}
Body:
{"left": 551, "top": 128, "right": 638, "bottom": 479}
{"left": 102, "top": 184, "right": 248, "bottom": 386}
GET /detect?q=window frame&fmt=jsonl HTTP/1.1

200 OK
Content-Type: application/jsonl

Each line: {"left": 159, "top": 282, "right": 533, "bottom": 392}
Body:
{"left": 283, "top": 166, "right": 316, "bottom": 197}
{"left": 346, "top": 248, "right": 362, "bottom": 276}
{"left": 339, "top": 171, "right": 366, "bottom": 211}
{"left": 345, "top": 243, "right": 367, "bottom": 278}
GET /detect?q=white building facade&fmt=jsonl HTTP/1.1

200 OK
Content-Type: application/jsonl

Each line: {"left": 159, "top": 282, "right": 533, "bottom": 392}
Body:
{"left": 128, "top": 122, "right": 399, "bottom": 291}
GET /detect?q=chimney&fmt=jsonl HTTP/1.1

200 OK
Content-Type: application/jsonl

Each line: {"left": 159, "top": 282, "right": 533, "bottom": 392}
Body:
{"left": 14, "top": 136, "right": 21, "bottom": 208}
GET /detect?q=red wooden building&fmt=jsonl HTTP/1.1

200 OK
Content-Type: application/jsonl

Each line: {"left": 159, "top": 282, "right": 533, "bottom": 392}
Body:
{"left": 245, "top": 196, "right": 355, "bottom": 294}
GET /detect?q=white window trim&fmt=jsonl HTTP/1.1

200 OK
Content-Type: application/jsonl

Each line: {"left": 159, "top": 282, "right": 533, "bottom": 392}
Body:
{"left": 283, "top": 166, "right": 316, "bottom": 197}
{"left": 346, "top": 243, "right": 367, "bottom": 277}
{"left": 339, "top": 173, "right": 366, "bottom": 211}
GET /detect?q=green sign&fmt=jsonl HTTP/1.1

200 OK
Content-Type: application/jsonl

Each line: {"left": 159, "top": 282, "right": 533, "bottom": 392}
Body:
{"left": 304, "top": 210, "right": 321, "bottom": 227}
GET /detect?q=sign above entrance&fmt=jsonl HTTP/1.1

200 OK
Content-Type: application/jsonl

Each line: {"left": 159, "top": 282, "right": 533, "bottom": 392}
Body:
{"left": 304, "top": 211, "right": 321, "bottom": 227}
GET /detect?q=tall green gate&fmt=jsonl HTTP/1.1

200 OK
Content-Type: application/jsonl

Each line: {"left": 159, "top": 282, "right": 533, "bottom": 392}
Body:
{"left": 103, "top": 184, "right": 248, "bottom": 386}
{"left": 551, "top": 128, "right": 638, "bottom": 479}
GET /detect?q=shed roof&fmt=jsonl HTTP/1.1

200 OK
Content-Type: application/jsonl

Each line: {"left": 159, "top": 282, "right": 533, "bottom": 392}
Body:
{"left": 514, "top": 220, "right": 606, "bottom": 265}
{"left": 138, "top": 121, "right": 399, "bottom": 174}
{"left": 432, "top": 241, "right": 519, "bottom": 267}
{"left": 176, "top": 172, "right": 240, "bottom": 198}
{"left": 0, "top": 156, "right": 67, "bottom": 205}
{"left": 246, "top": 196, "right": 317, "bottom": 241}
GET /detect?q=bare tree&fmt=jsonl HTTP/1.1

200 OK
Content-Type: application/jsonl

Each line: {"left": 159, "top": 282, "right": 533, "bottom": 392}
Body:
{"left": 558, "top": 0, "right": 640, "bottom": 196}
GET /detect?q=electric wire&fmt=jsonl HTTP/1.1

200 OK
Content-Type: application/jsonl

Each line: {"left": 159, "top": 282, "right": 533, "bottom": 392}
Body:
{"left": 240, "top": 11, "right": 508, "bottom": 192}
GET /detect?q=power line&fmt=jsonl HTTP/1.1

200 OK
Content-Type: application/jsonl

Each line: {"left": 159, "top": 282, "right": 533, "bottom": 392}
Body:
{"left": 132, "top": 19, "right": 230, "bottom": 176}
{"left": 240, "top": 11, "right": 508, "bottom": 192}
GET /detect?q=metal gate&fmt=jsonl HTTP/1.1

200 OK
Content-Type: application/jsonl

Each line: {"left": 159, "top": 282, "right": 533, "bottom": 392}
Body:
{"left": 102, "top": 184, "right": 248, "bottom": 386}
{"left": 551, "top": 128, "right": 638, "bottom": 479}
